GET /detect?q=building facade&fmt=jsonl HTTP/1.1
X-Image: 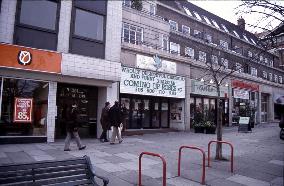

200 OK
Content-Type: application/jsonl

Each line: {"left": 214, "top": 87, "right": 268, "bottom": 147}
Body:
{"left": 0, "top": 0, "right": 122, "bottom": 143}
{"left": 120, "top": 0, "right": 284, "bottom": 132}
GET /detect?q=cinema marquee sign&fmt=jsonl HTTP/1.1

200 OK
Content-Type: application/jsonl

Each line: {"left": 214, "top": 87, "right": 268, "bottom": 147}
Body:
{"left": 120, "top": 66, "right": 185, "bottom": 98}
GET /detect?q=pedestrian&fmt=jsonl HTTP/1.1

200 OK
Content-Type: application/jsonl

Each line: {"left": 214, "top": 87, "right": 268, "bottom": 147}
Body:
{"left": 64, "top": 102, "right": 86, "bottom": 151}
{"left": 120, "top": 103, "right": 128, "bottom": 132}
{"left": 99, "top": 102, "right": 110, "bottom": 142}
{"left": 109, "top": 101, "right": 123, "bottom": 144}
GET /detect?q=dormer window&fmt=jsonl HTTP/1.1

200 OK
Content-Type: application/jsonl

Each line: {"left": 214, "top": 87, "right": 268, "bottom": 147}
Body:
{"left": 211, "top": 20, "right": 220, "bottom": 29}
{"left": 221, "top": 24, "right": 229, "bottom": 32}
{"left": 193, "top": 11, "right": 202, "bottom": 21}
{"left": 169, "top": 20, "right": 178, "bottom": 31}
{"left": 232, "top": 30, "right": 240, "bottom": 38}
{"left": 250, "top": 38, "right": 257, "bottom": 45}
{"left": 203, "top": 16, "right": 212, "bottom": 25}
{"left": 243, "top": 35, "right": 250, "bottom": 43}
{"left": 183, "top": 6, "right": 192, "bottom": 16}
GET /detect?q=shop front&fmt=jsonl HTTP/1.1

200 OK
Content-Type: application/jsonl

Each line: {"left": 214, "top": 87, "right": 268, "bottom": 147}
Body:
{"left": 190, "top": 79, "right": 229, "bottom": 127}
{"left": 0, "top": 43, "right": 61, "bottom": 143}
{"left": 120, "top": 65, "right": 185, "bottom": 130}
{"left": 232, "top": 80, "right": 259, "bottom": 125}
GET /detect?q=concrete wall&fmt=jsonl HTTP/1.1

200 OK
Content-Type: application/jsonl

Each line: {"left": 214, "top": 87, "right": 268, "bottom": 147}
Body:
{"left": 47, "top": 82, "right": 57, "bottom": 143}
{"left": 0, "top": 0, "right": 16, "bottom": 44}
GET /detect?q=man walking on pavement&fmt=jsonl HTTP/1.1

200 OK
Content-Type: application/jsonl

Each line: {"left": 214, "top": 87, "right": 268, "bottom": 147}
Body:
{"left": 109, "top": 101, "right": 123, "bottom": 144}
{"left": 64, "top": 102, "right": 86, "bottom": 151}
{"left": 99, "top": 102, "right": 110, "bottom": 142}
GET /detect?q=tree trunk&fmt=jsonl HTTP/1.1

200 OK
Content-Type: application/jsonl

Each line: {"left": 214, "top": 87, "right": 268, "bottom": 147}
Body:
{"left": 215, "top": 86, "right": 223, "bottom": 159}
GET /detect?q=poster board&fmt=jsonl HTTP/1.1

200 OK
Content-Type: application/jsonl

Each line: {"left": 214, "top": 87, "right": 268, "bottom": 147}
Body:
{"left": 238, "top": 117, "right": 251, "bottom": 132}
{"left": 13, "top": 98, "right": 33, "bottom": 123}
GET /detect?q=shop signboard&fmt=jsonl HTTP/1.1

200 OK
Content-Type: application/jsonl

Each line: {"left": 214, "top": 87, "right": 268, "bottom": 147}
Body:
{"left": 136, "top": 54, "right": 177, "bottom": 74}
{"left": 191, "top": 80, "right": 228, "bottom": 97}
{"left": 13, "top": 98, "right": 33, "bottom": 123}
{"left": 238, "top": 117, "right": 251, "bottom": 132}
{"left": 234, "top": 89, "right": 249, "bottom": 100}
{"left": 120, "top": 66, "right": 185, "bottom": 98}
{"left": 232, "top": 80, "right": 259, "bottom": 91}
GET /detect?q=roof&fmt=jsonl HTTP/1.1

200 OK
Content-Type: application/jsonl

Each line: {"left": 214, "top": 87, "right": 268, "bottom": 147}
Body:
{"left": 158, "top": 0, "right": 260, "bottom": 46}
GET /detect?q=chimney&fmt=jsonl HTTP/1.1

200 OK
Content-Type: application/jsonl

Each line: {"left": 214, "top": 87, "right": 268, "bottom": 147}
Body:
{"left": 237, "top": 17, "right": 245, "bottom": 30}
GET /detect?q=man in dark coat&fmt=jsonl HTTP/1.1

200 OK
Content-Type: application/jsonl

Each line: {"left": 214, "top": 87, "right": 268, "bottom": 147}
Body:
{"left": 64, "top": 102, "right": 86, "bottom": 151}
{"left": 109, "top": 101, "right": 123, "bottom": 144}
{"left": 99, "top": 102, "right": 110, "bottom": 142}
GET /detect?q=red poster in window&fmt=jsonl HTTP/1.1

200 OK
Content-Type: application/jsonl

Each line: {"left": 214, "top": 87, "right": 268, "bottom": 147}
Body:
{"left": 13, "top": 98, "right": 33, "bottom": 123}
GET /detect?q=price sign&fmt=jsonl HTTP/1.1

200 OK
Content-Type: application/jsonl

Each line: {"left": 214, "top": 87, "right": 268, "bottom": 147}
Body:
{"left": 13, "top": 98, "right": 33, "bottom": 123}
{"left": 238, "top": 117, "right": 251, "bottom": 133}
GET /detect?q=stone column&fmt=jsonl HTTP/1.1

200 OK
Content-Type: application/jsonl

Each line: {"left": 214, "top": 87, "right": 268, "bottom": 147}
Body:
{"left": 256, "top": 91, "right": 261, "bottom": 124}
{"left": 0, "top": 0, "right": 17, "bottom": 43}
{"left": 57, "top": 0, "right": 72, "bottom": 53}
{"left": 184, "top": 76, "right": 191, "bottom": 131}
{"left": 47, "top": 82, "right": 57, "bottom": 143}
{"left": 228, "top": 83, "right": 233, "bottom": 126}
{"left": 268, "top": 93, "right": 274, "bottom": 122}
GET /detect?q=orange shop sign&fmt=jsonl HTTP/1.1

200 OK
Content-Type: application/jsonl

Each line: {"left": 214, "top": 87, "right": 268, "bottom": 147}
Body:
{"left": 13, "top": 98, "right": 33, "bottom": 123}
{"left": 0, "top": 43, "right": 61, "bottom": 73}
{"left": 232, "top": 80, "right": 259, "bottom": 91}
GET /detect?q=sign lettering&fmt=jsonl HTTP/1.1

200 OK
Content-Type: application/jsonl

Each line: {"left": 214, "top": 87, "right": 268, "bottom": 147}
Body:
{"left": 13, "top": 98, "right": 33, "bottom": 123}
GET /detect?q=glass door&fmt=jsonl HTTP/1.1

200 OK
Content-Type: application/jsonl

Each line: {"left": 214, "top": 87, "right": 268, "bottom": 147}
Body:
{"left": 151, "top": 99, "right": 160, "bottom": 128}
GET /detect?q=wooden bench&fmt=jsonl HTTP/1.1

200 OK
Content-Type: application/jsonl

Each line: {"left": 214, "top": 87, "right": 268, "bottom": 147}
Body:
{"left": 0, "top": 155, "right": 109, "bottom": 186}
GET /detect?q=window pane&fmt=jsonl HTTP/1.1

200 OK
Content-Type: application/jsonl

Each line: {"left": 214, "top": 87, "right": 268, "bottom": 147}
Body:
{"left": 20, "top": 0, "right": 57, "bottom": 30}
{"left": 74, "top": 9, "right": 104, "bottom": 41}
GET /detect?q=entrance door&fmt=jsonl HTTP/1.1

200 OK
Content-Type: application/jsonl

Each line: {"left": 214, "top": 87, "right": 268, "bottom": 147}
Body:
{"left": 151, "top": 99, "right": 160, "bottom": 128}
{"left": 130, "top": 98, "right": 150, "bottom": 129}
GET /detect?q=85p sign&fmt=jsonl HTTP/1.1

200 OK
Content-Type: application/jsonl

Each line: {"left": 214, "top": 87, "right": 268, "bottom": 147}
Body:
{"left": 13, "top": 98, "right": 33, "bottom": 123}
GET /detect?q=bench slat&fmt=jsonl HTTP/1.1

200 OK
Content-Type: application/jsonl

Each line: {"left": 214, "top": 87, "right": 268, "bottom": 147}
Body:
{"left": 34, "top": 164, "right": 87, "bottom": 175}
{"left": 0, "top": 175, "right": 33, "bottom": 184}
{"left": 0, "top": 169, "right": 32, "bottom": 178}
{"left": 34, "top": 169, "right": 88, "bottom": 180}
{"left": 34, "top": 174, "right": 90, "bottom": 185}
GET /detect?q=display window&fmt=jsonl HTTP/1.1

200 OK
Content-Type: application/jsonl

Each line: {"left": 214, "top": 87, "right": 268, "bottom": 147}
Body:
{"left": 0, "top": 77, "right": 49, "bottom": 136}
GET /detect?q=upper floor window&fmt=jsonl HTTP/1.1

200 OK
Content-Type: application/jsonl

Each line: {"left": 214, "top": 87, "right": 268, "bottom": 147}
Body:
{"left": 170, "top": 42, "right": 180, "bottom": 54}
{"left": 169, "top": 20, "right": 178, "bottom": 31}
{"left": 183, "top": 6, "right": 192, "bottom": 16}
{"left": 221, "top": 58, "right": 229, "bottom": 69}
{"left": 185, "top": 47, "right": 194, "bottom": 58}
{"left": 220, "top": 40, "right": 228, "bottom": 49}
{"left": 193, "top": 11, "right": 202, "bottom": 21}
{"left": 211, "top": 19, "right": 220, "bottom": 29}
{"left": 243, "top": 35, "right": 250, "bottom": 43}
{"left": 269, "top": 73, "right": 273, "bottom": 81}
{"left": 250, "top": 38, "right": 257, "bottom": 45}
{"left": 123, "top": 0, "right": 131, "bottom": 7}
{"left": 199, "top": 51, "right": 206, "bottom": 62}
{"left": 221, "top": 24, "right": 229, "bottom": 32}
{"left": 263, "top": 71, "right": 267, "bottom": 79}
{"left": 236, "top": 63, "right": 243, "bottom": 73}
{"left": 251, "top": 67, "right": 258, "bottom": 77}
{"left": 279, "top": 76, "right": 283, "bottom": 84}
{"left": 205, "top": 34, "right": 212, "bottom": 43}
{"left": 232, "top": 30, "right": 240, "bottom": 38}
{"left": 14, "top": 0, "right": 60, "bottom": 50}
{"left": 123, "top": 23, "right": 143, "bottom": 45}
{"left": 182, "top": 25, "right": 190, "bottom": 35}
{"left": 162, "top": 35, "right": 169, "bottom": 52}
{"left": 264, "top": 58, "right": 268, "bottom": 65}
{"left": 211, "top": 55, "right": 218, "bottom": 65}
{"left": 269, "top": 60, "right": 273, "bottom": 67}
{"left": 274, "top": 74, "right": 278, "bottom": 83}
{"left": 149, "top": 4, "right": 156, "bottom": 15}
{"left": 203, "top": 16, "right": 212, "bottom": 25}
{"left": 259, "top": 55, "right": 263, "bottom": 62}
{"left": 248, "top": 51, "right": 253, "bottom": 58}
{"left": 70, "top": 0, "right": 107, "bottom": 58}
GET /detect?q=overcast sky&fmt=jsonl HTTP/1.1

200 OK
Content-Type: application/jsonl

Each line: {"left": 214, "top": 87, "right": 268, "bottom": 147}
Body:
{"left": 189, "top": 0, "right": 283, "bottom": 34}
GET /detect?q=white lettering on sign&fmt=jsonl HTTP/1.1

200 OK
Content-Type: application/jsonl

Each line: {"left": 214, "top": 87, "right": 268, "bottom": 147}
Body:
{"left": 120, "top": 66, "right": 185, "bottom": 98}
{"left": 191, "top": 80, "right": 228, "bottom": 97}
{"left": 234, "top": 89, "right": 249, "bottom": 100}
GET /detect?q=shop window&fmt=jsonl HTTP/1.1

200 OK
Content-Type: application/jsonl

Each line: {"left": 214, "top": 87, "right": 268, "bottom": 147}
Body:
{"left": 0, "top": 78, "right": 49, "bottom": 136}
{"left": 170, "top": 42, "right": 180, "bottom": 55}
{"left": 70, "top": 0, "right": 106, "bottom": 58}
{"left": 169, "top": 20, "right": 178, "bottom": 31}
{"left": 182, "top": 25, "right": 190, "bottom": 35}
{"left": 14, "top": 0, "right": 60, "bottom": 50}
{"left": 185, "top": 47, "right": 194, "bottom": 58}
{"left": 122, "top": 23, "right": 143, "bottom": 45}
{"left": 199, "top": 51, "right": 206, "bottom": 62}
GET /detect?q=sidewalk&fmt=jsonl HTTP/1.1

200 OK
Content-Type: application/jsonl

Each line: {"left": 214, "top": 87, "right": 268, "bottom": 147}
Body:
{"left": 0, "top": 124, "right": 283, "bottom": 186}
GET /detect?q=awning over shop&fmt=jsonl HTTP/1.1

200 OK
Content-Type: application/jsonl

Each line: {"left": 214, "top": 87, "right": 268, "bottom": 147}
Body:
{"left": 274, "top": 94, "right": 284, "bottom": 105}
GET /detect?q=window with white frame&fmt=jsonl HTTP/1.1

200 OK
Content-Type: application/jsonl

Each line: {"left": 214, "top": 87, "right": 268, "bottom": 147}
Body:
{"left": 264, "top": 58, "right": 268, "bottom": 65}
{"left": 259, "top": 55, "right": 263, "bottom": 62}
{"left": 183, "top": 6, "right": 192, "bottom": 16}
{"left": 274, "top": 74, "right": 278, "bottom": 83}
{"left": 205, "top": 34, "right": 212, "bottom": 43}
{"left": 221, "top": 24, "right": 229, "bottom": 32}
{"left": 162, "top": 35, "right": 169, "bottom": 51}
{"left": 169, "top": 20, "right": 178, "bottom": 31}
{"left": 220, "top": 40, "right": 228, "bottom": 49}
{"left": 250, "top": 38, "right": 257, "bottom": 45}
{"left": 251, "top": 67, "right": 258, "bottom": 77}
{"left": 211, "top": 55, "right": 218, "bottom": 65}
{"left": 221, "top": 58, "right": 228, "bottom": 69}
{"left": 248, "top": 51, "right": 253, "bottom": 58}
{"left": 122, "top": 0, "right": 131, "bottom": 7}
{"left": 185, "top": 47, "right": 194, "bottom": 58}
{"left": 236, "top": 63, "right": 243, "bottom": 73}
{"left": 243, "top": 35, "right": 250, "bottom": 43}
{"left": 149, "top": 4, "right": 156, "bottom": 15}
{"left": 122, "top": 23, "right": 143, "bottom": 45}
{"left": 170, "top": 42, "right": 180, "bottom": 54}
{"left": 263, "top": 71, "right": 267, "bottom": 79}
{"left": 279, "top": 76, "right": 283, "bottom": 84}
{"left": 193, "top": 11, "right": 202, "bottom": 21}
{"left": 269, "top": 60, "right": 273, "bottom": 67}
{"left": 211, "top": 19, "right": 220, "bottom": 28}
{"left": 182, "top": 25, "right": 190, "bottom": 35}
{"left": 203, "top": 16, "right": 212, "bottom": 25}
{"left": 199, "top": 51, "right": 206, "bottom": 62}
{"left": 269, "top": 73, "right": 273, "bottom": 81}
{"left": 232, "top": 30, "right": 240, "bottom": 38}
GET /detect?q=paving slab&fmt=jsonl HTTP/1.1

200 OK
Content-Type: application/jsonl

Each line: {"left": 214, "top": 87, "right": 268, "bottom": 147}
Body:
{"left": 227, "top": 174, "right": 270, "bottom": 186}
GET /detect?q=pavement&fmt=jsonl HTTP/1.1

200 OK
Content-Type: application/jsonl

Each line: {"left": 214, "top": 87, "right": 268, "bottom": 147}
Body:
{"left": 0, "top": 123, "right": 283, "bottom": 186}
